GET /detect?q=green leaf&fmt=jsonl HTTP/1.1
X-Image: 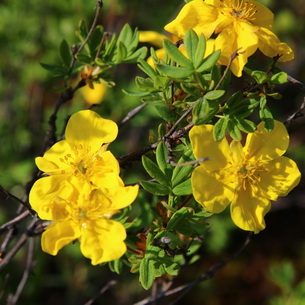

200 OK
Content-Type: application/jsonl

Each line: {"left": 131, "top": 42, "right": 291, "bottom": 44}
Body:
{"left": 140, "top": 180, "right": 170, "bottom": 196}
{"left": 236, "top": 118, "right": 256, "bottom": 133}
{"left": 138, "top": 58, "right": 156, "bottom": 79}
{"left": 227, "top": 118, "right": 242, "bottom": 140}
{"left": 123, "top": 46, "right": 148, "bottom": 63}
{"left": 226, "top": 91, "right": 243, "bottom": 108}
{"left": 167, "top": 208, "right": 192, "bottom": 231}
{"left": 192, "top": 98, "right": 219, "bottom": 125}
{"left": 155, "top": 64, "right": 194, "bottom": 79}
{"left": 154, "top": 104, "right": 180, "bottom": 123}
{"left": 259, "top": 106, "right": 274, "bottom": 132}
{"left": 213, "top": 117, "right": 228, "bottom": 141}
{"left": 171, "top": 150, "right": 194, "bottom": 187}
{"left": 184, "top": 29, "right": 198, "bottom": 62}
{"left": 156, "top": 142, "right": 169, "bottom": 174}
{"left": 271, "top": 72, "right": 288, "bottom": 84}
{"left": 164, "top": 262, "right": 179, "bottom": 276}
{"left": 59, "top": 39, "right": 71, "bottom": 68}
{"left": 139, "top": 258, "right": 155, "bottom": 290}
{"left": 196, "top": 49, "right": 220, "bottom": 72}
{"left": 108, "top": 258, "right": 123, "bottom": 274}
{"left": 117, "top": 24, "right": 133, "bottom": 47}
{"left": 204, "top": 90, "right": 225, "bottom": 100}
{"left": 76, "top": 19, "right": 88, "bottom": 41}
{"left": 40, "top": 63, "right": 67, "bottom": 77}
{"left": 76, "top": 53, "right": 93, "bottom": 64}
{"left": 251, "top": 70, "right": 269, "bottom": 84}
{"left": 135, "top": 76, "right": 155, "bottom": 91}
{"left": 122, "top": 89, "right": 151, "bottom": 97}
{"left": 172, "top": 179, "right": 192, "bottom": 196}
{"left": 163, "top": 39, "right": 194, "bottom": 69}
{"left": 142, "top": 155, "right": 169, "bottom": 185}
{"left": 116, "top": 41, "right": 127, "bottom": 63}
{"left": 194, "top": 34, "right": 206, "bottom": 69}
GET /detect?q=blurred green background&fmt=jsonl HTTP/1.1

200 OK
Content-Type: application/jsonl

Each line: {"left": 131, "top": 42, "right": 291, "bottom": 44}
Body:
{"left": 1, "top": 0, "right": 305, "bottom": 304}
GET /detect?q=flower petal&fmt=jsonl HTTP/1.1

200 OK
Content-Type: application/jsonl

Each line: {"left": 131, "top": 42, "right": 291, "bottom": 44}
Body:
{"left": 80, "top": 219, "right": 127, "bottom": 265}
{"left": 65, "top": 110, "right": 118, "bottom": 152}
{"left": 244, "top": 120, "right": 289, "bottom": 161}
{"left": 42, "top": 220, "right": 81, "bottom": 255}
{"left": 206, "top": 0, "right": 274, "bottom": 29}
{"left": 192, "top": 166, "right": 234, "bottom": 213}
{"left": 35, "top": 140, "right": 72, "bottom": 175}
{"left": 29, "top": 176, "right": 73, "bottom": 220}
{"left": 139, "top": 31, "right": 168, "bottom": 48}
{"left": 215, "top": 22, "right": 258, "bottom": 76}
{"left": 102, "top": 185, "right": 139, "bottom": 210}
{"left": 258, "top": 156, "right": 301, "bottom": 201}
{"left": 189, "top": 124, "right": 231, "bottom": 169}
{"left": 164, "top": 0, "right": 219, "bottom": 39}
{"left": 257, "top": 27, "right": 294, "bottom": 62}
{"left": 91, "top": 151, "right": 122, "bottom": 188}
{"left": 231, "top": 188, "right": 271, "bottom": 233}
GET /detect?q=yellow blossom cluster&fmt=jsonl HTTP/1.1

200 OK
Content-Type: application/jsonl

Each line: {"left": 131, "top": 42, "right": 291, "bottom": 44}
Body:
{"left": 189, "top": 121, "right": 301, "bottom": 233}
{"left": 29, "top": 110, "right": 138, "bottom": 264}
{"left": 164, "top": 0, "right": 294, "bottom": 76}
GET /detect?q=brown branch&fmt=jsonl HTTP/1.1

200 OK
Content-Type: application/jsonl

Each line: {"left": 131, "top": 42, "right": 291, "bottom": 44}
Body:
{"left": 287, "top": 74, "right": 305, "bottom": 92}
{"left": 119, "top": 103, "right": 147, "bottom": 128}
{"left": 68, "top": 0, "right": 103, "bottom": 75}
{"left": 0, "top": 210, "right": 31, "bottom": 233}
{"left": 284, "top": 97, "right": 305, "bottom": 126}
{"left": 215, "top": 48, "right": 242, "bottom": 90}
{"left": 133, "top": 233, "right": 252, "bottom": 305}
{"left": 0, "top": 219, "right": 38, "bottom": 272}
{"left": 7, "top": 238, "right": 35, "bottom": 305}
{"left": 0, "top": 186, "right": 35, "bottom": 216}
{"left": 83, "top": 280, "right": 117, "bottom": 305}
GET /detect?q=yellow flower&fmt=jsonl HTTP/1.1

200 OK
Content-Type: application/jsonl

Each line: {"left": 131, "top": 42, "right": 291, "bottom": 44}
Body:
{"left": 36, "top": 110, "right": 120, "bottom": 188}
{"left": 139, "top": 30, "right": 215, "bottom": 67}
{"left": 164, "top": 0, "right": 294, "bottom": 76}
{"left": 190, "top": 121, "right": 301, "bottom": 233}
{"left": 80, "top": 81, "right": 108, "bottom": 105}
{"left": 30, "top": 177, "right": 138, "bottom": 264}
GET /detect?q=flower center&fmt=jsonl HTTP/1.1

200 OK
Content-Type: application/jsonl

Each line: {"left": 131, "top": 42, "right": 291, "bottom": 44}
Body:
{"left": 59, "top": 144, "right": 98, "bottom": 180}
{"left": 219, "top": 0, "right": 257, "bottom": 22}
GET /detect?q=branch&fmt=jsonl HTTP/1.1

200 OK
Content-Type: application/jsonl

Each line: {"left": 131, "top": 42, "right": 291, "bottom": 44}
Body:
{"left": 215, "top": 48, "right": 242, "bottom": 90}
{"left": 0, "top": 219, "right": 38, "bottom": 272}
{"left": 7, "top": 238, "right": 35, "bottom": 305}
{"left": 0, "top": 186, "right": 35, "bottom": 216}
{"left": 284, "top": 97, "right": 305, "bottom": 126}
{"left": 119, "top": 103, "right": 147, "bottom": 128}
{"left": 83, "top": 280, "right": 117, "bottom": 305}
{"left": 133, "top": 233, "right": 252, "bottom": 305}
{"left": 0, "top": 210, "right": 31, "bottom": 233}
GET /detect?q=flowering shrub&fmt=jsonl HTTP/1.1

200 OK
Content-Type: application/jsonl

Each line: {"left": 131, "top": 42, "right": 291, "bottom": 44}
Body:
{"left": 1, "top": 0, "right": 304, "bottom": 303}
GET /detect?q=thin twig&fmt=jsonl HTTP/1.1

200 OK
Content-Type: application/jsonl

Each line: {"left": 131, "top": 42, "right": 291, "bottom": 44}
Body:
{"left": 215, "top": 48, "right": 242, "bottom": 90}
{"left": 284, "top": 97, "right": 305, "bottom": 126}
{"left": 0, "top": 219, "right": 38, "bottom": 272}
{"left": 0, "top": 186, "right": 35, "bottom": 215}
{"left": 133, "top": 233, "right": 252, "bottom": 305}
{"left": 0, "top": 210, "right": 31, "bottom": 233}
{"left": 287, "top": 74, "right": 305, "bottom": 91}
{"left": 7, "top": 238, "right": 35, "bottom": 305}
{"left": 68, "top": 0, "right": 103, "bottom": 75}
{"left": 83, "top": 280, "right": 117, "bottom": 305}
{"left": 119, "top": 103, "right": 147, "bottom": 128}
{"left": 169, "top": 157, "right": 211, "bottom": 167}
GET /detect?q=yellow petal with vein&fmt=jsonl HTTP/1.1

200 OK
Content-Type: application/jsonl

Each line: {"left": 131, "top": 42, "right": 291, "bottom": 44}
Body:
{"left": 80, "top": 219, "right": 127, "bottom": 265}
{"left": 42, "top": 220, "right": 81, "bottom": 255}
